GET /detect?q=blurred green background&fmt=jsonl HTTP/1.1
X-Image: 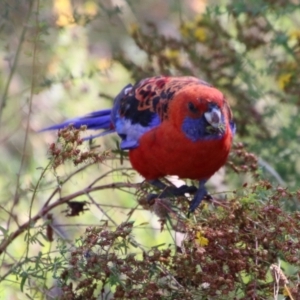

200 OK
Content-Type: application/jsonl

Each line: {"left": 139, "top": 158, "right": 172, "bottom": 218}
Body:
{"left": 0, "top": 0, "right": 300, "bottom": 298}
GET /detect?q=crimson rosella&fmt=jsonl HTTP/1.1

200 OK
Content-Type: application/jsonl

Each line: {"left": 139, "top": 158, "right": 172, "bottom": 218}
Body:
{"left": 43, "top": 76, "right": 235, "bottom": 212}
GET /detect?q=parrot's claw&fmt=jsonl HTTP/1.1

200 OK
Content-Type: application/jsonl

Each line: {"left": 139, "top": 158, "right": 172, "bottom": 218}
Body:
{"left": 147, "top": 180, "right": 198, "bottom": 205}
{"left": 188, "top": 180, "right": 211, "bottom": 214}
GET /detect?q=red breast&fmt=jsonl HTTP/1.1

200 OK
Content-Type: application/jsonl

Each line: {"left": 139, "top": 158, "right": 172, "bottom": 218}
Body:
{"left": 129, "top": 84, "right": 233, "bottom": 180}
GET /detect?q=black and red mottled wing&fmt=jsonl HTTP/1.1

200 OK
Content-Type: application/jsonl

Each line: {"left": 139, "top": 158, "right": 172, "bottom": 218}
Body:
{"left": 112, "top": 76, "right": 212, "bottom": 149}
{"left": 43, "top": 76, "right": 215, "bottom": 149}
{"left": 133, "top": 76, "right": 211, "bottom": 121}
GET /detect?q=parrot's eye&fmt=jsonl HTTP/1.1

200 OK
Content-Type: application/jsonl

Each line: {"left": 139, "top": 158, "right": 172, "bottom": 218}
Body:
{"left": 188, "top": 102, "right": 198, "bottom": 113}
{"left": 204, "top": 105, "right": 222, "bottom": 128}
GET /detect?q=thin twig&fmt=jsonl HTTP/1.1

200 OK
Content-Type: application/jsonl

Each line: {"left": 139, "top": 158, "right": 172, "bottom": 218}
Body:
{"left": 0, "top": 0, "right": 34, "bottom": 123}
{"left": 0, "top": 182, "right": 140, "bottom": 255}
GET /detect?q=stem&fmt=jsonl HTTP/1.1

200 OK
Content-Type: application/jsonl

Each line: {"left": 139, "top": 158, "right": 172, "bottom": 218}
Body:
{"left": 0, "top": 182, "right": 140, "bottom": 256}
{"left": 0, "top": 0, "right": 35, "bottom": 125}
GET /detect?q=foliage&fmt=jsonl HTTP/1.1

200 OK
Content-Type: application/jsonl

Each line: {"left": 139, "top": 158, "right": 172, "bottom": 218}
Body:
{"left": 42, "top": 132, "right": 300, "bottom": 299}
{"left": 0, "top": 0, "right": 300, "bottom": 299}
{"left": 57, "top": 185, "right": 300, "bottom": 299}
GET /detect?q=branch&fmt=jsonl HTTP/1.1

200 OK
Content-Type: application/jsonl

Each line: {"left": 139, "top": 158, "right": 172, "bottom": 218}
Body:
{"left": 0, "top": 182, "right": 140, "bottom": 256}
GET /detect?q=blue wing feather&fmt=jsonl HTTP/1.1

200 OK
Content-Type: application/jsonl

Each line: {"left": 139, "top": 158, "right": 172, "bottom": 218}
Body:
{"left": 42, "top": 81, "right": 164, "bottom": 149}
{"left": 41, "top": 109, "right": 112, "bottom": 132}
{"left": 111, "top": 84, "right": 162, "bottom": 150}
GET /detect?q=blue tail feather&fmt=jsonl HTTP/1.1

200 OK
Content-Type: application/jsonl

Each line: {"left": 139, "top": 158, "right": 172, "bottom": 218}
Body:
{"left": 42, "top": 109, "right": 114, "bottom": 138}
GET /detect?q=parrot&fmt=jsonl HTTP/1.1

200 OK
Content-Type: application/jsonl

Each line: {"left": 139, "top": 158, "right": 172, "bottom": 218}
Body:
{"left": 43, "top": 76, "right": 235, "bottom": 212}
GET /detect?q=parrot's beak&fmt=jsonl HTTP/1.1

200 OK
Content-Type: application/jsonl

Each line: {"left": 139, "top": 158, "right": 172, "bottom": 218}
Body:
{"left": 204, "top": 107, "right": 222, "bottom": 128}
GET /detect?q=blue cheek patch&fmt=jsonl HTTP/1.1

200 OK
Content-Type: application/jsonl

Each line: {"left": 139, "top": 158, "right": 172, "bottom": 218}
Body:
{"left": 182, "top": 117, "right": 208, "bottom": 142}
{"left": 182, "top": 116, "right": 226, "bottom": 142}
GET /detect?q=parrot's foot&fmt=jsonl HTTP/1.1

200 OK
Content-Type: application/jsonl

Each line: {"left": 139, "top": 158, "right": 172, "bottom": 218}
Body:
{"left": 147, "top": 179, "right": 210, "bottom": 215}
{"left": 188, "top": 180, "right": 210, "bottom": 214}
{"left": 147, "top": 179, "right": 197, "bottom": 204}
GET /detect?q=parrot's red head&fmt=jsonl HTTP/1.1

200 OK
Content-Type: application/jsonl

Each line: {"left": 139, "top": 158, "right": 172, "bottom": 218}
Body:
{"left": 168, "top": 84, "right": 232, "bottom": 142}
